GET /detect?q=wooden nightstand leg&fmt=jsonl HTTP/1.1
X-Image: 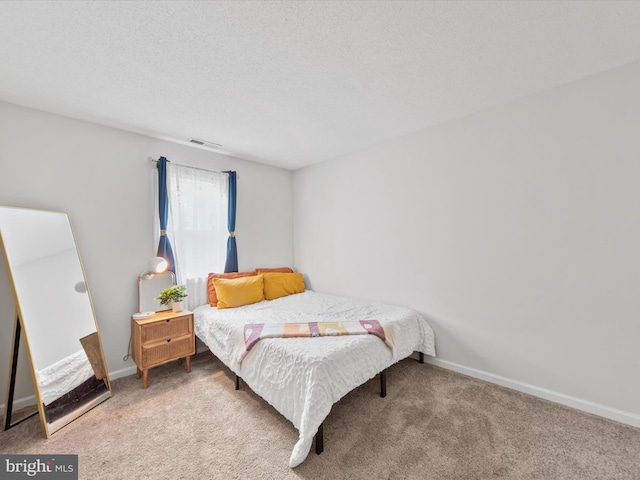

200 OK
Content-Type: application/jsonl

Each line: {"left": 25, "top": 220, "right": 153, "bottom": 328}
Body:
{"left": 136, "top": 366, "right": 141, "bottom": 379}
{"left": 143, "top": 369, "right": 149, "bottom": 389}
{"left": 186, "top": 356, "right": 191, "bottom": 373}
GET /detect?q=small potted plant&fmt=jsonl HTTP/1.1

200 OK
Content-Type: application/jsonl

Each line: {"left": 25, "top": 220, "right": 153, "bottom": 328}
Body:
{"left": 157, "top": 285, "right": 188, "bottom": 312}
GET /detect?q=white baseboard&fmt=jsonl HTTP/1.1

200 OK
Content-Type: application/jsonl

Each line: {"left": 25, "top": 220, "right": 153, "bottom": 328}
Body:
{"left": 108, "top": 365, "right": 138, "bottom": 381}
{"left": 0, "top": 394, "right": 37, "bottom": 413}
{"left": 421, "top": 355, "right": 640, "bottom": 428}
{"left": 6, "top": 357, "right": 638, "bottom": 430}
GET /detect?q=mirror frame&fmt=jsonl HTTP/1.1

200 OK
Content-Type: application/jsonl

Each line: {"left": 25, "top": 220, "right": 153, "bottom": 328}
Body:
{"left": 0, "top": 206, "right": 112, "bottom": 437}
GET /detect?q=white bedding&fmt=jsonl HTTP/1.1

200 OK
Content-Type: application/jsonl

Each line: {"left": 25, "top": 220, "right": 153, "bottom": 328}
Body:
{"left": 36, "top": 349, "right": 94, "bottom": 406}
{"left": 193, "top": 290, "right": 436, "bottom": 467}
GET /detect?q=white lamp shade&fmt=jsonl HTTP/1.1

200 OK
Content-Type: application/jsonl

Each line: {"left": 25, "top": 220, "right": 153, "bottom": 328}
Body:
{"left": 147, "top": 256, "right": 168, "bottom": 274}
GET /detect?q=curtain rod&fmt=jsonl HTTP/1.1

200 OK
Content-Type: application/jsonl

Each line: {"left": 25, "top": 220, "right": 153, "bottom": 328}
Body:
{"left": 150, "top": 158, "right": 230, "bottom": 175}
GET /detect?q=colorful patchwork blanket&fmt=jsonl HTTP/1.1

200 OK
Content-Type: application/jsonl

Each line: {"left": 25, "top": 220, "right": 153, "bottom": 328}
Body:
{"left": 237, "top": 320, "right": 394, "bottom": 363}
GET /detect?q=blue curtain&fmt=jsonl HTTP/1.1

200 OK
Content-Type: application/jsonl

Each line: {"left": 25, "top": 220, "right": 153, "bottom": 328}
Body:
{"left": 157, "top": 156, "right": 176, "bottom": 274}
{"left": 224, "top": 171, "right": 238, "bottom": 272}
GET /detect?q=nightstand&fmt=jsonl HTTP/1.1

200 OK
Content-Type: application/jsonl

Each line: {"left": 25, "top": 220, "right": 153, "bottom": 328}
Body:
{"left": 131, "top": 310, "right": 195, "bottom": 388}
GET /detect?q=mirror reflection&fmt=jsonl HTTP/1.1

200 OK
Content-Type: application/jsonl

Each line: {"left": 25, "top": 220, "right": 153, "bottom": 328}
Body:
{"left": 0, "top": 206, "right": 111, "bottom": 437}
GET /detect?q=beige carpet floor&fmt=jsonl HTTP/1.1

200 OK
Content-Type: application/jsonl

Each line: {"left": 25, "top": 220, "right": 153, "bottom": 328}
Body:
{"left": 1, "top": 352, "right": 639, "bottom": 479}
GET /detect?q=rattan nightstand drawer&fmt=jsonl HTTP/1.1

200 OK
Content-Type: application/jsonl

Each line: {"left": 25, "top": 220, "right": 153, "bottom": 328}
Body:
{"left": 140, "top": 314, "right": 191, "bottom": 344}
{"left": 142, "top": 334, "right": 194, "bottom": 367}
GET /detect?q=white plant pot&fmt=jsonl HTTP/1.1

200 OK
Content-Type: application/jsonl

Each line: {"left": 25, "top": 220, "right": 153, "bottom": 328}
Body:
{"left": 172, "top": 301, "right": 184, "bottom": 313}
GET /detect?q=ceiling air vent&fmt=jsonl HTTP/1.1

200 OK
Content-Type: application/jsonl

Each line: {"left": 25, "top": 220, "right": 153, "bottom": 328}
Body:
{"left": 188, "top": 138, "right": 222, "bottom": 149}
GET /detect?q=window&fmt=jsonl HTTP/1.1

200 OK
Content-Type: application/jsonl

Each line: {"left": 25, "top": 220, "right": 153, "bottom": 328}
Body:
{"left": 166, "top": 164, "right": 228, "bottom": 284}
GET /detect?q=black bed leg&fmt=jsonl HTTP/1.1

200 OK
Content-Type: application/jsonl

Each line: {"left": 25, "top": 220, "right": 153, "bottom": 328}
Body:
{"left": 235, "top": 374, "right": 240, "bottom": 390}
{"left": 419, "top": 352, "right": 424, "bottom": 364}
{"left": 315, "top": 423, "right": 324, "bottom": 455}
{"left": 380, "top": 369, "right": 387, "bottom": 398}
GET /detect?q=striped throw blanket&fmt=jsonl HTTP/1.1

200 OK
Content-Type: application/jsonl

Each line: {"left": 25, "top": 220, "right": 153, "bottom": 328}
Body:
{"left": 237, "top": 320, "right": 394, "bottom": 363}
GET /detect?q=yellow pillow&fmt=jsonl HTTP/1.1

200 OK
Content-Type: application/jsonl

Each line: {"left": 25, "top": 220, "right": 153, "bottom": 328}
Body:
{"left": 207, "top": 271, "right": 256, "bottom": 306}
{"left": 213, "top": 275, "right": 264, "bottom": 309}
{"left": 262, "top": 272, "right": 305, "bottom": 300}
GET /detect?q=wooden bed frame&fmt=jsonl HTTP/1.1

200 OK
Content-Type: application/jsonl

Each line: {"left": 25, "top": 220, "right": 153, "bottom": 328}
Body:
{"left": 234, "top": 351, "right": 425, "bottom": 455}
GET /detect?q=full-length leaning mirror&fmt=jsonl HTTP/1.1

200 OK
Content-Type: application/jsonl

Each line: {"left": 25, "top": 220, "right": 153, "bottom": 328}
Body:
{"left": 0, "top": 206, "right": 112, "bottom": 437}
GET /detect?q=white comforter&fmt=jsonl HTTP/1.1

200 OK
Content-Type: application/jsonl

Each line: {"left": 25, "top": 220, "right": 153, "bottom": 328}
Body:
{"left": 193, "top": 291, "right": 435, "bottom": 467}
{"left": 36, "top": 349, "right": 94, "bottom": 406}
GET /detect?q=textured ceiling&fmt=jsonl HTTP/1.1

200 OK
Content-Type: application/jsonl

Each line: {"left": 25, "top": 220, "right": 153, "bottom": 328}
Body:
{"left": 1, "top": 1, "right": 640, "bottom": 170}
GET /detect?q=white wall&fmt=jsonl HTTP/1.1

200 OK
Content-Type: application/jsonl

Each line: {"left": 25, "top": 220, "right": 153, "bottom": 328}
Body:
{"left": 0, "top": 101, "right": 293, "bottom": 405}
{"left": 293, "top": 61, "right": 640, "bottom": 426}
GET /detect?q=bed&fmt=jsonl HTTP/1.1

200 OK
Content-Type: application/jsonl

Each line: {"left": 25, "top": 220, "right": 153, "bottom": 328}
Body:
{"left": 194, "top": 290, "right": 436, "bottom": 467}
